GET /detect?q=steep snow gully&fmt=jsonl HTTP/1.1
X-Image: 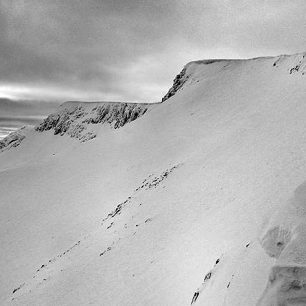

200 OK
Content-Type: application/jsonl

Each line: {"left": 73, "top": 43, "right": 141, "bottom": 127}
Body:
{"left": 2, "top": 52, "right": 306, "bottom": 305}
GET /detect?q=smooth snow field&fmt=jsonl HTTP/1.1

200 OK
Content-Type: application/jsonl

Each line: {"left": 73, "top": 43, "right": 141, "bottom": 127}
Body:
{"left": 2, "top": 53, "right": 306, "bottom": 305}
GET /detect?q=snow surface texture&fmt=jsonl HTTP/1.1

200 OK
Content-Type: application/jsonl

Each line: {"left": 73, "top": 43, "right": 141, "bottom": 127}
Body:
{"left": 2, "top": 52, "right": 306, "bottom": 305}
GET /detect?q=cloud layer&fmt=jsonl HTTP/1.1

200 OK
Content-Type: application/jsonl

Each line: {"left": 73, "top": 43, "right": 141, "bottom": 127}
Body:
{"left": 0, "top": 98, "right": 58, "bottom": 139}
{"left": 1, "top": 0, "right": 306, "bottom": 104}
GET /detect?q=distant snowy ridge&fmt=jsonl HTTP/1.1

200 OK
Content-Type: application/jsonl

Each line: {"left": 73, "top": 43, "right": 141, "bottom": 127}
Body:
{"left": 35, "top": 101, "right": 156, "bottom": 142}
{"left": 1, "top": 51, "right": 305, "bottom": 149}
{"left": 0, "top": 127, "right": 26, "bottom": 152}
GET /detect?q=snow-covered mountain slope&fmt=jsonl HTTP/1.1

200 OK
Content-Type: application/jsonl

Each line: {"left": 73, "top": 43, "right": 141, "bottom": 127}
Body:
{"left": 2, "top": 52, "right": 306, "bottom": 305}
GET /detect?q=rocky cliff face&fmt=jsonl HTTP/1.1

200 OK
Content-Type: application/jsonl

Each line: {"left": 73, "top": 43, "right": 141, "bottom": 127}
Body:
{"left": 0, "top": 128, "right": 26, "bottom": 152}
{"left": 161, "top": 67, "right": 188, "bottom": 102}
{"left": 35, "top": 102, "right": 154, "bottom": 142}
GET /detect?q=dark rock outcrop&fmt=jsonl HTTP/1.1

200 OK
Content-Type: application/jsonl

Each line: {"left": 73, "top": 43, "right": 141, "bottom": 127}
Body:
{"left": 35, "top": 102, "right": 154, "bottom": 142}
{"left": 162, "top": 67, "right": 188, "bottom": 102}
{"left": 82, "top": 103, "right": 150, "bottom": 129}
{"left": 0, "top": 128, "right": 26, "bottom": 152}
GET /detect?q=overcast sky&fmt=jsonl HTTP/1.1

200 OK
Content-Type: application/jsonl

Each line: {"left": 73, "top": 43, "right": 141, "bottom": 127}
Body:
{"left": 1, "top": 0, "right": 306, "bottom": 138}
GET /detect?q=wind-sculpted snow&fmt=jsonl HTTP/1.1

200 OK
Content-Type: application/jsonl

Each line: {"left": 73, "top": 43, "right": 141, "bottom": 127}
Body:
{"left": 258, "top": 181, "right": 306, "bottom": 305}
{"left": 0, "top": 127, "right": 26, "bottom": 152}
{"left": 258, "top": 266, "right": 306, "bottom": 306}
{"left": 35, "top": 102, "right": 153, "bottom": 142}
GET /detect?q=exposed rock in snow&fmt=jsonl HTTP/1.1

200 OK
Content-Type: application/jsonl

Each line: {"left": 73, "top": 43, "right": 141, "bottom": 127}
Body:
{"left": 0, "top": 127, "right": 26, "bottom": 152}
{"left": 82, "top": 102, "right": 151, "bottom": 128}
{"left": 35, "top": 101, "right": 154, "bottom": 142}
{"left": 162, "top": 67, "right": 188, "bottom": 102}
{"left": 272, "top": 52, "right": 306, "bottom": 75}
{"left": 191, "top": 257, "right": 222, "bottom": 304}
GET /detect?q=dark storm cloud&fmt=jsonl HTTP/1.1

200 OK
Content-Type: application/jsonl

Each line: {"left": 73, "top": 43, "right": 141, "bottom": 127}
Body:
{"left": 1, "top": 0, "right": 306, "bottom": 104}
